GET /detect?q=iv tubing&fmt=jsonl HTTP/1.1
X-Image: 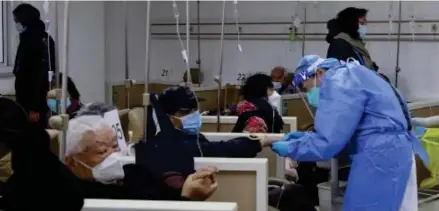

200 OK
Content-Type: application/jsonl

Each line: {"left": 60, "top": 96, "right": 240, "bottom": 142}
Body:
{"left": 60, "top": 1, "right": 69, "bottom": 115}
{"left": 216, "top": 0, "right": 226, "bottom": 132}
{"left": 143, "top": 1, "right": 151, "bottom": 143}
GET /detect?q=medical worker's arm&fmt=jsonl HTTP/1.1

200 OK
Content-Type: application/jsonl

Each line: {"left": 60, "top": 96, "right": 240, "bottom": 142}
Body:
{"left": 199, "top": 136, "right": 262, "bottom": 158}
{"left": 285, "top": 74, "right": 367, "bottom": 161}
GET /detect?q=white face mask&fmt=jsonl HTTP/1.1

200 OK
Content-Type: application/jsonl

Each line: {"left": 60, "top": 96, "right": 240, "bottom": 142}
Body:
{"left": 268, "top": 91, "right": 281, "bottom": 111}
{"left": 75, "top": 152, "right": 125, "bottom": 184}
{"left": 15, "top": 23, "right": 26, "bottom": 34}
{"left": 272, "top": 81, "right": 282, "bottom": 90}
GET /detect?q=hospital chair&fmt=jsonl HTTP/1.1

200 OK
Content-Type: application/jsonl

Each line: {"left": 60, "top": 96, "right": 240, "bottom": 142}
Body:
{"left": 280, "top": 94, "right": 315, "bottom": 131}
{"left": 202, "top": 133, "right": 289, "bottom": 180}
{"left": 409, "top": 100, "right": 439, "bottom": 117}
{"left": 200, "top": 116, "right": 297, "bottom": 133}
{"left": 118, "top": 156, "right": 266, "bottom": 211}
{"left": 195, "top": 157, "right": 268, "bottom": 211}
{"left": 47, "top": 109, "right": 131, "bottom": 157}
{"left": 82, "top": 199, "right": 238, "bottom": 211}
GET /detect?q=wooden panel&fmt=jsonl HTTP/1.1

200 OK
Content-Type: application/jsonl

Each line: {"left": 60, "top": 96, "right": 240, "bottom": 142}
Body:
{"left": 112, "top": 83, "right": 172, "bottom": 109}
{"left": 431, "top": 105, "right": 439, "bottom": 116}
{"left": 207, "top": 171, "right": 257, "bottom": 211}
{"left": 201, "top": 123, "right": 234, "bottom": 132}
{"left": 286, "top": 98, "right": 314, "bottom": 131}
{"left": 257, "top": 148, "right": 278, "bottom": 177}
{"left": 196, "top": 89, "right": 224, "bottom": 112}
{"left": 224, "top": 84, "right": 241, "bottom": 107}
{"left": 411, "top": 107, "right": 432, "bottom": 118}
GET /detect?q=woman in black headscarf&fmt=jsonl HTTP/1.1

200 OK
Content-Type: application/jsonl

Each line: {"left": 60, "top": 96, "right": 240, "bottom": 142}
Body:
{"left": 326, "top": 7, "right": 379, "bottom": 71}
{"left": 0, "top": 97, "right": 84, "bottom": 210}
{"left": 12, "top": 3, "right": 56, "bottom": 128}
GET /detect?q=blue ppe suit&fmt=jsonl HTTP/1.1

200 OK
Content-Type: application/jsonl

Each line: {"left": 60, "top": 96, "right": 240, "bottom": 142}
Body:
{"left": 284, "top": 61, "right": 428, "bottom": 211}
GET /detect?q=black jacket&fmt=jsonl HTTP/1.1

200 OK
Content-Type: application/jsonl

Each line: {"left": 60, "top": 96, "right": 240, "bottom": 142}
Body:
{"left": 13, "top": 20, "right": 55, "bottom": 112}
{"left": 0, "top": 124, "right": 84, "bottom": 211}
{"left": 326, "top": 37, "right": 379, "bottom": 71}
{"left": 79, "top": 164, "right": 191, "bottom": 201}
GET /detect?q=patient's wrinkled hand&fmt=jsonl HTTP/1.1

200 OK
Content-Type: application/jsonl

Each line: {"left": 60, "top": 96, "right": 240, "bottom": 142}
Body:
{"left": 181, "top": 167, "right": 218, "bottom": 201}
{"left": 250, "top": 134, "right": 279, "bottom": 148}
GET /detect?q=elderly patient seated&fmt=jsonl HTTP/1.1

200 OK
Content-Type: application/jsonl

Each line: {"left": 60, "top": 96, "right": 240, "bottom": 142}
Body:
{"left": 65, "top": 115, "right": 218, "bottom": 200}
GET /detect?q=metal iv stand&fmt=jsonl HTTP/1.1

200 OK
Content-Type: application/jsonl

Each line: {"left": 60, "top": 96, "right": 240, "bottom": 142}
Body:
{"left": 124, "top": 2, "right": 135, "bottom": 109}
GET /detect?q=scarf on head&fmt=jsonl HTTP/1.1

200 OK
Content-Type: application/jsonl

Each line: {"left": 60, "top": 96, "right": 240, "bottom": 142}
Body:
{"left": 334, "top": 32, "right": 374, "bottom": 69}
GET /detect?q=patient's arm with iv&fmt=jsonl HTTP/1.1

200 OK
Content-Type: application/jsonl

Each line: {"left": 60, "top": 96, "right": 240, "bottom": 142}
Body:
{"left": 197, "top": 134, "right": 262, "bottom": 158}
{"left": 412, "top": 116, "right": 439, "bottom": 127}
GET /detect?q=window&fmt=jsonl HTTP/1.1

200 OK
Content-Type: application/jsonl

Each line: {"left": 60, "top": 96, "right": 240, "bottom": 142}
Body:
{"left": 0, "top": 1, "right": 5, "bottom": 64}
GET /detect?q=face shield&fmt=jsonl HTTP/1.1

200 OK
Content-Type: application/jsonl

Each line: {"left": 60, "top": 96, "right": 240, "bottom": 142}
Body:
{"left": 293, "top": 56, "right": 341, "bottom": 117}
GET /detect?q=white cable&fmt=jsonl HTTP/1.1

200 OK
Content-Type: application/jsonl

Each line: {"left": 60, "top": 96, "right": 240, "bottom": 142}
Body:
{"left": 172, "top": 0, "right": 190, "bottom": 82}
{"left": 409, "top": 5, "right": 416, "bottom": 41}
{"left": 233, "top": 0, "right": 242, "bottom": 54}
{"left": 233, "top": 0, "right": 245, "bottom": 84}
{"left": 60, "top": 1, "right": 70, "bottom": 115}
{"left": 388, "top": 2, "right": 393, "bottom": 58}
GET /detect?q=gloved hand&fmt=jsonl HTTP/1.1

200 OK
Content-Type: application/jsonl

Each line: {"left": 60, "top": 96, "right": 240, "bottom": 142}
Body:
{"left": 271, "top": 141, "right": 290, "bottom": 157}
{"left": 282, "top": 131, "right": 306, "bottom": 141}
{"left": 415, "top": 126, "right": 426, "bottom": 137}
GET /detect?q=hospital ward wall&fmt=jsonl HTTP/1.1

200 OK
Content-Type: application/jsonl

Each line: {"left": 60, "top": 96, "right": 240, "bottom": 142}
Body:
{"left": 105, "top": 1, "right": 439, "bottom": 103}
{"left": 0, "top": 1, "right": 106, "bottom": 103}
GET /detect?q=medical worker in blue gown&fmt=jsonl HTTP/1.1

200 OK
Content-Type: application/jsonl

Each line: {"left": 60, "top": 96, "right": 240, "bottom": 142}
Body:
{"left": 271, "top": 55, "right": 428, "bottom": 211}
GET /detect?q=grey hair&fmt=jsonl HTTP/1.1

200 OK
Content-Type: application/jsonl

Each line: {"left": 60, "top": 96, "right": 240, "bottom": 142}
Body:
{"left": 76, "top": 102, "right": 116, "bottom": 117}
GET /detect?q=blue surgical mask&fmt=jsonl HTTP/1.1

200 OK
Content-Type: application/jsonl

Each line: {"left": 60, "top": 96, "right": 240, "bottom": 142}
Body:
{"left": 15, "top": 23, "right": 26, "bottom": 34}
{"left": 179, "top": 111, "right": 202, "bottom": 134}
{"left": 272, "top": 81, "right": 282, "bottom": 90}
{"left": 47, "top": 99, "right": 71, "bottom": 113}
{"left": 306, "top": 87, "right": 320, "bottom": 108}
{"left": 358, "top": 25, "right": 367, "bottom": 39}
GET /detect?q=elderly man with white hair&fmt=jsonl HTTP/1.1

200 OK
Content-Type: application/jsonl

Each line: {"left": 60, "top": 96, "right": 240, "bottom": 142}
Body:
{"left": 65, "top": 114, "right": 218, "bottom": 200}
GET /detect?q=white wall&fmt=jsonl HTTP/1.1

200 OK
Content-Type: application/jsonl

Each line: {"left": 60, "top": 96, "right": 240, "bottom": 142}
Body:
{"left": 106, "top": 1, "right": 439, "bottom": 101}
{"left": 2, "top": 1, "right": 439, "bottom": 103}
{"left": 0, "top": 1, "right": 106, "bottom": 103}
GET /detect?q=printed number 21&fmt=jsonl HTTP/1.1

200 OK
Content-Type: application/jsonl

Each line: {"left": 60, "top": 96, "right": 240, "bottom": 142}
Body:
{"left": 161, "top": 69, "right": 169, "bottom": 77}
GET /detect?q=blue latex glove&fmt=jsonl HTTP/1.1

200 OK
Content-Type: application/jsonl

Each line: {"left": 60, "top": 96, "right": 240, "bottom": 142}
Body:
{"left": 271, "top": 141, "right": 290, "bottom": 157}
{"left": 415, "top": 126, "right": 426, "bottom": 137}
{"left": 282, "top": 131, "right": 306, "bottom": 141}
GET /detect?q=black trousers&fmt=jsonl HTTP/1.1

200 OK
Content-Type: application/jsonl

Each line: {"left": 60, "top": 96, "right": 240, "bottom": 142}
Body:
{"left": 268, "top": 184, "right": 316, "bottom": 211}
{"left": 296, "top": 162, "right": 350, "bottom": 206}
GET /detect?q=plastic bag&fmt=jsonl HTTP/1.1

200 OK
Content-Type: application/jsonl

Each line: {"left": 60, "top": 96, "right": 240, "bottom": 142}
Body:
{"left": 419, "top": 128, "right": 439, "bottom": 189}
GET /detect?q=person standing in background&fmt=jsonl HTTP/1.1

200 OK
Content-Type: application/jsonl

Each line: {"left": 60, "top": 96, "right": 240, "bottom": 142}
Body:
{"left": 326, "top": 7, "right": 379, "bottom": 71}
{"left": 270, "top": 67, "right": 297, "bottom": 94}
{"left": 13, "top": 3, "right": 55, "bottom": 128}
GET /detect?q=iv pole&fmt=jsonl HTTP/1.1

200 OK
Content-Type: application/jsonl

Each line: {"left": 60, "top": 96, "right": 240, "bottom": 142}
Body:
{"left": 394, "top": 0, "right": 403, "bottom": 88}
{"left": 142, "top": 1, "right": 151, "bottom": 143}
{"left": 123, "top": 2, "right": 132, "bottom": 109}
{"left": 215, "top": 0, "right": 226, "bottom": 132}
{"left": 301, "top": 7, "right": 306, "bottom": 57}
{"left": 196, "top": 0, "right": 201, "bottom": 86}
{"left": 59, "top": 1, "right": 70, "bottom": 161}
{"left": 186, "top": 0, "right": 192, "bottom": 85}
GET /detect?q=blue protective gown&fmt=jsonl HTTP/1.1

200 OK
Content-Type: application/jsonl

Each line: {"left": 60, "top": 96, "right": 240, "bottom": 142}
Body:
{"left": 285, "top": 62, "right": 428, "bottom": 211}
